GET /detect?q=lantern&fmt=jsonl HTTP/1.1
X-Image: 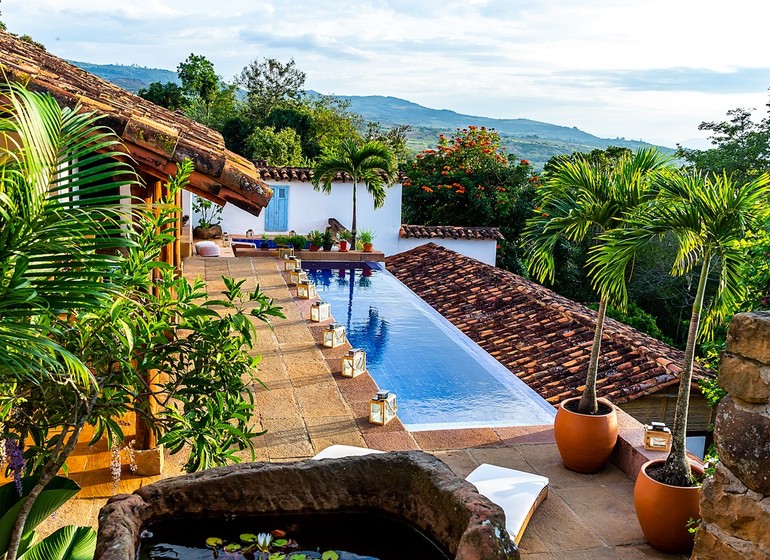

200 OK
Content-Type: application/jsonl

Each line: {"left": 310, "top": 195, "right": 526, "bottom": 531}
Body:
{"left": 284, "top": 256, "right": 301, "bottom": 271}
{"left": 643, "top": 421, "right": 672, "bottom": 452}
{"left": 310, "top": 300, "right": 331, "bottom": 322}
{"left": 369, "top": 390, "right": 397, "bottom": 425}
{"left": 222, "top": 232, "right": 231, "bottom": 247}
{"left": 278, "top": 246, "right": 294, "bottom": 259}
{"left": 289, "top": 269, "right": 309, "bottom": 286}
{"left": 341, "top": 348, "right": 366, "bottom": 378}
{"left": 322, "top": 322, "right": 346, "bottom": 348}
{"left": 297, "top": 280, "right": 317, "bottom": 299}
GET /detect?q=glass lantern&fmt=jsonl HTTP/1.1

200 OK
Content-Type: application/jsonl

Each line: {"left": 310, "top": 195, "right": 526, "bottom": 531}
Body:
{"left": 310, "top": 300, "right": 331, "bottom": 322}
{"left": 322, "top": 322, "right": 346, "bottom": 348}
{"left": 369, "top": 390, "right": 397, "bottom": 425}
{"left": 643, "top": 421, "right": 672, "bottom": 452}
{"left": 289, "top": 269, "right": 309, "bottom": 286}
{"left": 284, "top": 256, "right": 301, "bottom": 271}
{"left": 341, "top": 348, "right": 366, "bottom": 378}
{"left": 222, "top": 232, "right": 231, "bottom": 247}
{"left": 278, "top": 246, "right": 294, "bottom": 258}
{"left": 297, "top": 280, "right": 317, "bottom": 299}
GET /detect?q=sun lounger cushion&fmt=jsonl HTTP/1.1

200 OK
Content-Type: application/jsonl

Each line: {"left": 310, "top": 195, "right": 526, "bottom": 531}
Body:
{"left": 465, "top": 463, "right": 549, "bottom": 545}
{"left": 195, "top": 241, "right": 220, "bottom": 257}
{"left": 311, "top": 444, "right": 384, "bottom": 460}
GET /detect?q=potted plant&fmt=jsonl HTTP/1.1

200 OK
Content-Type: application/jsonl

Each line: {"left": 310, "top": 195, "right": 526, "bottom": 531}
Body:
{"left": 192, "top": 197, "right": 223, "bottom": 239}
{"left": 321, "top": 229, "right": 334, "bottom": 251}
{"left": 525, "top": 148, "right": 669, "bottom": 473}
{"left": 273, "top": 235, "right": 291, "bottom": 248}
{"left": 307, "top": 230, "right": 323, "bottom": 251}
{"left": 289, "top": 234, "right": 308, "bottom": 251}
{"left": 359, "top": 228, "right": 375, "bottom": 252}
{"left": 338, "top": 230, "right": 351, "bottom": 252}
{"left": 590, "top": 168, "right": 770, "bottom": 553}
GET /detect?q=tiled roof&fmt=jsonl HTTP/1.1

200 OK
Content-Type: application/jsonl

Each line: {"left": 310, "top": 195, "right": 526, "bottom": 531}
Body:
{"left": 253, "top": 162, "right": 408, "bottom": 184}
{"left": 399, "top": 224, "right": 504, "bottom": 241}
{"left": 0, "top": 31, "right": 272, "bottom": 216}
{"left": 385, "top": 243, "right": 708, "bottom": 406}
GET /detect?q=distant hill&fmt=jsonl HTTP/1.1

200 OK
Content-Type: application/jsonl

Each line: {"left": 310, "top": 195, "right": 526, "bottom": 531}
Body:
{"left": 71, "top": 60, "right": 670, "bottom": 168}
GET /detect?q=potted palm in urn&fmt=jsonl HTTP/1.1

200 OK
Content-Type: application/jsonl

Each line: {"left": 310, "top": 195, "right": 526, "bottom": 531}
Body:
{"left": 589, "top": 168, "right": 770, "bottom": 553}
{"left": 525, "top": 147, "right": 670, "bottom": 473}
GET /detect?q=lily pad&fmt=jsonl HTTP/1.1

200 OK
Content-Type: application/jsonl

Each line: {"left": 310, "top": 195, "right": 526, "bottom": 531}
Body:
{"left": 205, "top": 537, "right": 223, "bottom": 548}
{"left": 225, "top": 543, "right": 242, "bottom": 552}
{"left": 240, "top": 533, "right": 258, "bottom": 543}
{"left": 321, "top": 551, "right": 340, "bottom": 560}
{"left": 273, "top": 538, "right": 288, "bottom": 547}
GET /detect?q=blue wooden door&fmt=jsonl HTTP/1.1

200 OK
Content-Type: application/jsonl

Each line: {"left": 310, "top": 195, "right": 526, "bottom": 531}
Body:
{"left": 265, "top": 185, "right": 289, "bottom": 231}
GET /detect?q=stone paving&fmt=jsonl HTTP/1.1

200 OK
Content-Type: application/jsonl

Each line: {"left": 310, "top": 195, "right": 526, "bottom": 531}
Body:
{"left": 43, "top": 256, "right": 688, "bottom": 559}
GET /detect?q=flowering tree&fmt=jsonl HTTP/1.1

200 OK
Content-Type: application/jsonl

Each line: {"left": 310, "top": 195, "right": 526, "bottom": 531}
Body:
{"left": 402, "top": 126, "right": 536, "bottom": 273}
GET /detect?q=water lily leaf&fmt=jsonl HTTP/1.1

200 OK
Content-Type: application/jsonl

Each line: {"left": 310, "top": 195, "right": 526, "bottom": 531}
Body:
{"left": 268, "top": 554, "right": 287, "bottom": 560}
{"left": 240, "top": 533, "right": 258, "bottom": 543}
{"left": 273, "top": 538, "right": 288, "bottom": 547}
{"left": 205, "top": 537, "right": 223, "bottom": 548}
{"left": 321, "top": 551, "right": 339, "bottom": 560}
{"left": 225, "top": 543, "right": 242, "bottom": 552}
{"left": 271, "top": 529, "right": 287, "bottom": 538}
{"left": 289, "top": 555, "right": 307, "bottom": 560}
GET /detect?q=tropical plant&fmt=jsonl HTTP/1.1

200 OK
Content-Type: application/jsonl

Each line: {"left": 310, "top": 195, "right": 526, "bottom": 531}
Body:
{"left": 312, "top": 139, "right": 397, "bottom": 249}
{"left": 524, "top": 147, "right": 671, "bottom": 414}
{"left": 288, "top": 234, "right": 308, "bottom": 250}
{"left": 321, "top": 229, "right": 334, "bottom": 249}
{"left": 339, "top": 229, "right": 352, "bottom": 242}
{"left": 191, "top": 196, "right": 223, "bottom": 229}
{"left": 307, "top": 229, "right": 324, "bottom": 248}
{"left": 273, "top": 234, "right": 291, "bottom": 247}
{"left": 589, "top": 169, "right": 770, "bottom": 485}
{"left": 0, "top": 476, "right": 94, "bottom": 560}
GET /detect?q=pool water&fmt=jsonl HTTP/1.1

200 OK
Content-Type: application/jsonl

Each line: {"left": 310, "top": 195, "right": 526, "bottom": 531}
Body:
{"left": 305, "top": 264, "right": 555, "bottom": 431}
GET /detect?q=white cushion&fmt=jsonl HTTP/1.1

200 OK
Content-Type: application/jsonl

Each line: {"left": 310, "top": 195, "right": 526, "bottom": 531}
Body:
{"left": 195, "top": 241, "right": 220, "bottom": 257}
{"left": 466, "top": 463, "right": 549, "bottom": 545}
{"left": 311, "top": 445, "right": 384, "bottom": 460}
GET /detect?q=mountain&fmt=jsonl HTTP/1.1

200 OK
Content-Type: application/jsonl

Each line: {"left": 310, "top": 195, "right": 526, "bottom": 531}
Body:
{"left": 71, "top": 60, "right": 670, "bottom": 168}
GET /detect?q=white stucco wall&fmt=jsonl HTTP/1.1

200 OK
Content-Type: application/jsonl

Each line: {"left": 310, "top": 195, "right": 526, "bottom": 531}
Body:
{"left": 191, "top": 181, "right": 403, "bottom": 255}
{"left": 396, "top": 238, "right": 498, "bottom": 266}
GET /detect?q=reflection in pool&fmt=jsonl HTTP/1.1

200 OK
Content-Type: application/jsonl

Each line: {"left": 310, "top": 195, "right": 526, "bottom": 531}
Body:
{"left": 305, "top": 264, "right": 555, "bottom": 431}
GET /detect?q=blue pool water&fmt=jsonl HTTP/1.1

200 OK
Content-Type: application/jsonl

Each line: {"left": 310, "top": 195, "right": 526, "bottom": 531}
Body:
{"left": 305, "top": 264, "right": 555, "bottom": 431}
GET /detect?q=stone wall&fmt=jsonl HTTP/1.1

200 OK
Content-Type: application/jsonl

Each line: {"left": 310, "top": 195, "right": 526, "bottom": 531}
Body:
{"left": 693, "top": 312, "right": 770, "bottom": 559}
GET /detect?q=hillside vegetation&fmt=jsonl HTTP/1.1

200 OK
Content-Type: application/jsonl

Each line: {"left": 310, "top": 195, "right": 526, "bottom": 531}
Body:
{"left": 71, "top": 60, "right": 669, "bottom": 168}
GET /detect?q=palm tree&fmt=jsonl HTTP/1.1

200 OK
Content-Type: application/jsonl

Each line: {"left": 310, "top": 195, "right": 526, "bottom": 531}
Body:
{"left": 311, "top": 138, "right": 397, "bottom": 249}
{"left": 589, "top": 169, "right": 770, "bottom": 485}
{"left": 524, "top": 148, "right": 670, "bottom": 414}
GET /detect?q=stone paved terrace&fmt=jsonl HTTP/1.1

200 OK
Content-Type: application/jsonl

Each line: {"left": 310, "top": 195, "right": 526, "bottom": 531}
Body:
{"left": 46, "top": 256, "right": 688, "bottom": 559}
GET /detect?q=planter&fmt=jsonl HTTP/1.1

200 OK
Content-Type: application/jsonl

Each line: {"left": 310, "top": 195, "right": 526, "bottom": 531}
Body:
{"left": 193, "top": 224, "right": 222, "bottom": 239}
{"left": 553, "top": 397, "right": 618, "bottom": 473}
{"left": 309, "top": 244, "right": 319, "bottom": 252}
{"left": 339, "top": 240, "right": 348, "bottom": 252}
{"left": 363, "top": 242, "right": 374, "bottom": 252}
{"left": 634, "top": 459, "right": 703, "bottom": 554}
{"left": 322, "top": 243, "right": 334, "bottom": 251}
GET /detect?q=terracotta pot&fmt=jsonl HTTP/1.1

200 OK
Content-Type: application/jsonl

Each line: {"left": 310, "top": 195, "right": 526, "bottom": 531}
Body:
{"left": 193, "top": 224, "right": 222, "bottom": 239}
{"left": 553, "top": 397, "right": 618, "bottom": 473}
{"left": 309, "top": 244, "right": 319, "bottom": 252}
{"left": 363, "top": 242, "right": 374, "bottom": 253}
{"left": 339, "top": 240, "right": 348, "bottom": 252}
{"left": 634, "top": 459, "right": 703, "bottom": 554}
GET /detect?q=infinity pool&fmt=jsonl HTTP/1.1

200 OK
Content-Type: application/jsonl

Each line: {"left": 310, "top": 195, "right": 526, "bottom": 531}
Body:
{"left": 305, "top": 264, "right": 555, "bottom": 431}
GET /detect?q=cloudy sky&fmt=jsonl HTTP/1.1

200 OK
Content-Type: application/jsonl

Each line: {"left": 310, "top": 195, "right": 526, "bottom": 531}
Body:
{"left": 5, "top": 0, "right": 770, "bottom": 147}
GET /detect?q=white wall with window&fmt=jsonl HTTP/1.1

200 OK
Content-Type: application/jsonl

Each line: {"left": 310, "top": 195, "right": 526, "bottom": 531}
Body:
{"left": 191, "top": 181, "right": 404, "bottom": 255}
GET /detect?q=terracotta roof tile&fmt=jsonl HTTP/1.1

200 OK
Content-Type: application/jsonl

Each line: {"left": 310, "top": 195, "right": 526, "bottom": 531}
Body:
{"left": 399, "top": 224, "right": 505, "bottom": 241}
{"left": 385, "top": 243, "right": 709, "bottom": 406}
{"left": 0, "top": 31, "right": 271, "bottom": 216}
{"left": 252, "top": 162, "right": 408, "bottom": 184}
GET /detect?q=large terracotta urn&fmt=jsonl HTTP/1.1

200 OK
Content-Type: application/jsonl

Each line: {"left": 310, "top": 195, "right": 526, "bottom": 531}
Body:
{"left": 634, "top": 459, "right": 703, "bottom": 554}
{"left": 553, "top": 397, "right": 618, "bottom": 473}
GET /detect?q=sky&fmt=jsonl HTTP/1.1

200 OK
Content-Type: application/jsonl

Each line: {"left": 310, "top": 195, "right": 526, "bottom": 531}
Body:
{"left": 5, "top": 0, "right": 770, "bottom": 147}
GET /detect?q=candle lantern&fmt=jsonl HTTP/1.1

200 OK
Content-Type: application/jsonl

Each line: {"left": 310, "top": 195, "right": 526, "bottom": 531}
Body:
{"left": 222, "top": 232, "right": 231, "bottom": 247}
{"left": 289, "top": 269, "right": 309, "bottom": 286}
{"left": 278, "top": 246, "right": 294, "bottom": 259}
{"left": 284, "top": 256, "right": 301, "bottom": 271}
{"left": 297, "top": 280, "right": 317, "bottom": 299}
{"left": 310, "top": 300, "right": 331, "bottom": 322}
{"left": 322, "top": 322, "right": 346, "bottom": 348}
{"left": 341, "top": 348, "right": 366, "bottom": 378}
{"left": 643, "top": 421, "right": 672, "bottom": 452}
{"left": 369, "top": 390, "right": 397, "bottom": 425}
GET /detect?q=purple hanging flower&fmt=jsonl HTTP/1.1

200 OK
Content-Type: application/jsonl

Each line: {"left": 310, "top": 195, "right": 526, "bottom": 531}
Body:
{"left": 5, "top": 439, "right": 25, "bottom": 497}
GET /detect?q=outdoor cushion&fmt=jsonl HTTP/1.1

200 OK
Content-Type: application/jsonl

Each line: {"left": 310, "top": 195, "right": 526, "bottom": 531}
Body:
{"left": 465, "top": 463, "right": 549, "bottom": 545}
{"left": 195, "top": 240, "right": 220, "bottom": 257}
{"left": 311, "top": 444, "right": 384, "bottom": 460}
